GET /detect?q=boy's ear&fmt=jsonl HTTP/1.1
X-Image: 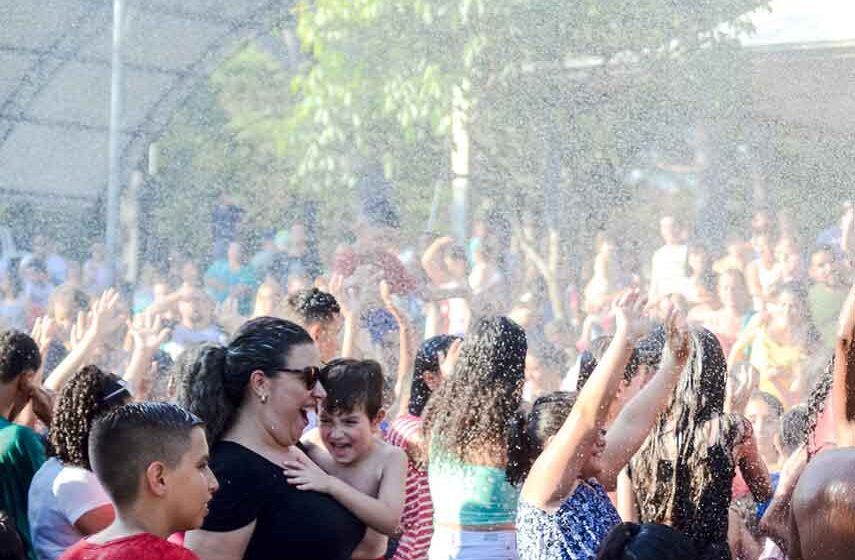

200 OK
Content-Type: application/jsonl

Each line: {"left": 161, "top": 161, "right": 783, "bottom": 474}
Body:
{"left": 371, "top": 409, "right": 386, "bottom": 431}
{"left": 145, "top": 462, "right": 169, "bottom": 498}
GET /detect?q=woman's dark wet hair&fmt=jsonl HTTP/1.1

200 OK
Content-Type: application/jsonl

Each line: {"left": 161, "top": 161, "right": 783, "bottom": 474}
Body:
{"left": 408, "top": 335, "right": 460, "bottom": 417}
{"left": 506, "top": 391, "right": 577, "bottom": 486}
{"left": 423, "top": 316, "right": 526, "bottom": 466}
{"left": 176, "top": 316, "right": 314, "bottom": 443}
{"left": 50, "top": 365, "right": 131, "bottom": 470}
{"left": 596, "top": 522, "right": 698, "bottom": 560}
{"left": 631, "top": 327, "right": 730, "bottom": 534}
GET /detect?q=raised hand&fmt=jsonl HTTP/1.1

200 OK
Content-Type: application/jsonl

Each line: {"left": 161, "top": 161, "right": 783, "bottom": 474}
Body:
{"left": 438, "top": 338, "right": 463, "bottom": 379}
{"left": 836, "top": 283, "right": 855, "bottom": 343}
{"left": 613, "top": 289, "right": 648, "bottom": 343}
{"left": 725, "top": 362, "right": 759, "bottom": 415}
{"left": 664, "top": 307, "right": 690, "bottom": 367}
{"left": 329, "top": 272, "right": 362, "bottom": 319}
{"left": 30, "top": 316, "right": 56, "bottom": 357}
{"left": 128, "top": 312, "right": 170, "bottom": 356}
{"left": 89, "top": 288, "right": 122, "bottom": 340}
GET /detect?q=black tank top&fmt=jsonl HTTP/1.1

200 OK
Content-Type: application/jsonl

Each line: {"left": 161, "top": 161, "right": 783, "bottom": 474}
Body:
{"left": 202, "top": 441, "right": 365, "bottom": 560}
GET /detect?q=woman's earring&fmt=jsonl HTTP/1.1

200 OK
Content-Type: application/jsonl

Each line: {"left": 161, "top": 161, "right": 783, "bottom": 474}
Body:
{"left": 260, "top": 393, "right": 269, "bottom": 404}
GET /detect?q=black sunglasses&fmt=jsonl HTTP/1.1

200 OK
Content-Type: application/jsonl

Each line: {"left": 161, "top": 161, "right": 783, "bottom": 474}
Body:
{"left": 272, "top": 366, "right": 321, "bottom": 390}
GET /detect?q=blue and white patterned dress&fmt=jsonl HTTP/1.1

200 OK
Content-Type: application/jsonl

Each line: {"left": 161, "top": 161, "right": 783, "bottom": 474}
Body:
{"left": 516, "top": 479, "right": 621, "bottom": 560}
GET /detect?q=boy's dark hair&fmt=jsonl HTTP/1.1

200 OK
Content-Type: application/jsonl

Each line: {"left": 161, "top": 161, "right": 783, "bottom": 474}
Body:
{"left": 0, "top": 330, "right": 41, "bottom": 383}
{"left": 780, "top": 404, "right": 810, "bottom": 456}
{"left": 28, "top": 258, "right": 47, "bottom": 275}
{"left": 0, "top": 510, "right": 24, "bottom": 560}
{"left": 751, "top": 391, "right": 784, "bottom": 418}
{"left": 320, "top": 359, "right": 384, "bottom": 420}
{"left": 287, "top": 288, "right": 340, "bottom": 325}
{"left": 88, "top": 402, "right": 204, "bottom": 507}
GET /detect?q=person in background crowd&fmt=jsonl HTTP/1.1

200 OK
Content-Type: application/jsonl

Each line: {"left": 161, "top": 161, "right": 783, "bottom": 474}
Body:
{"left": 166, "top": 288, "right": 225, "bottom": 359}
{"left": 204, "top": 241, "right": 257, "bottom": 316}
{"left": 648, "top": 216, "right": 688, "bottom": 304}
{"left": 28, "top": 366, "right": 131, "bottom": 559}
{"left": 773, "top": 237, "right": 804, "bottom": 288}
{"left": 82, "top": 244, "right": 112, "bottom": 296}
{"left": 744, "top": 392, "right": 785, "bottom": 472}
{"left": 0, "top": 331, "right": 46, "bottom": 560}
{"left": 731, "top": 284, "right": 814, "bottom": 407}
{"left": 807, "top": 247, "right": 849, "bottom": 350}
{"left": 286, "top": 288, "right": 343, "bottom": 363}
{"left": 695, "top": 270, "right": 753, "bottom": 358}
{"left": 22, "top": 259, "right": 55, "bottom": 318}
{"left": 745, "top": 233, "right": 780, "bottom": 312}
{"left": 0, "top": 264, "right": 26, "bottom": 331}
{"left": 211, "top": 193, "right": 243, "bottom": 261}
{"left": 386, "top": 335, "right": 461, "bottom": 560}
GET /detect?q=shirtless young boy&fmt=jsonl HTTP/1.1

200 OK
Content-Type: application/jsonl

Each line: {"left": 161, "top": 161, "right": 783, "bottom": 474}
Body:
{"left": 286, "top": 359, "right": 407, "bottom": 560}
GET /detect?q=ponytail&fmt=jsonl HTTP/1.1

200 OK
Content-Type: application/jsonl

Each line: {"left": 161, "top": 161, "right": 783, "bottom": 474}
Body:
{"left": 176, "top": 344, "right": 234, "bottom": 444}
{"left": 506, "top": 409, "right": 533, "bottom": 486}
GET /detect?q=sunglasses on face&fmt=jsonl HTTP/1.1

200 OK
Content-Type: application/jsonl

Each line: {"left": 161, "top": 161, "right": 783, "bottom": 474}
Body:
{"left": 272, "top": 366, "right": 321, "bottom": 390}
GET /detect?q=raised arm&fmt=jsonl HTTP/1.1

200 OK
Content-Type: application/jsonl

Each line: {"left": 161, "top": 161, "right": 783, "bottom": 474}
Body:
{"left": 420, "top": 236, "right": 453, "bottom": 287}
{"left": 521, "top": 290, "right": 643, "bottom": 509}
{"left": 832, "top": 283, "right": 855, "bottom": 446}
{"left": 124, "top": 312, "right": 170, "bottom": 399}
{"left": 44, "top": 289, "right": 120, "bottom": 392}
{"left": 598, "top": 309, "right": 690, "bottom": 490}
{"left": 381, "top": 280, "right": 415, "bottom": 417}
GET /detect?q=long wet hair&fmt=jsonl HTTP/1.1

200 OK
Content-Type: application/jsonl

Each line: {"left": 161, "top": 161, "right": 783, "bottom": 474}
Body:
{"left": 176, "top": 316, "right": 314, "bottom": 443}
{"left": 408, "top": 335, "right": 461, "bottom": 417}
{"left": 50, "top": 365, "right": 130, "bottom": 470}
{"left": 422, "top": 316, "right": 526, "bottom": 466}
{"left": 630, "top": 327, "right": 731, "bottom": 533}
{"left": 506, "top": 391, "right": 577, "bottom": 485}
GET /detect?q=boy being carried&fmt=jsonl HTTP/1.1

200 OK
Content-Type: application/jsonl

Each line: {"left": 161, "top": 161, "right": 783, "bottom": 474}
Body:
{"left": 290, "top": 359, "right": 407, "bottom": 560}
{"left": 60, "top": 402, "right": 218, "bottom": 560}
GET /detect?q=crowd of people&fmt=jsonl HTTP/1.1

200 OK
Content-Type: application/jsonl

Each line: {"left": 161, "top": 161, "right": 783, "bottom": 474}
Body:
{"left": 0, "top": 197, "right": 854, "bottom": 560}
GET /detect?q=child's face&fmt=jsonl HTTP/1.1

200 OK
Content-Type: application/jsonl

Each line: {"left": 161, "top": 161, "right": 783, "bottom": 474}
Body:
{"left": 746, "top": 398, "right": 780, "bottom": 464}
{"left": 166, "top": 427, "right": 219, "bottom": 531}
{"left": 319, "top": 405, "right": 380, "bottom": 465}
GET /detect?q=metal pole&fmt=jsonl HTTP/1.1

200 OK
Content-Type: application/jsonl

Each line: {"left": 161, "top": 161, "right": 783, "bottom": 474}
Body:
{"left": 105, "top": 0, "right": 126, "bottom": 286}
{"left": 450, "top": 84, "right": 469, "bottom": 246}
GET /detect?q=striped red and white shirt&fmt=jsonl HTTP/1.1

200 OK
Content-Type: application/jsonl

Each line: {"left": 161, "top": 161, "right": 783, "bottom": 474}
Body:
{"left": 386, "top": 414, "right": 433, "bottom": 560}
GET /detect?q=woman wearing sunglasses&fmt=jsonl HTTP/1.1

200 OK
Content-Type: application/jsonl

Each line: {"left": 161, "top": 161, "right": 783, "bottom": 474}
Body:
{"left": 182, "top": 317, "right": 364, "bottom": 560}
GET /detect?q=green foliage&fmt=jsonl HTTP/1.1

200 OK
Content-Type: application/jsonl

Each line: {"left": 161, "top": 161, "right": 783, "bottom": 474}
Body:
{"left": 153, "top": 0, "right": 771, "bottom": 262}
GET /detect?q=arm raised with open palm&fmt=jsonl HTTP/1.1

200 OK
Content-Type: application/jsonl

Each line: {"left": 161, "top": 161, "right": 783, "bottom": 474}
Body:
{"left": 520, "top": 290, "right": 644, "bottom": 509}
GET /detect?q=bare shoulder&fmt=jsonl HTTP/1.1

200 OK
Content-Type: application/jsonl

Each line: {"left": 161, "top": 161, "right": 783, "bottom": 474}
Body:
{"left": 374, "top": 438, "right": 408, "bottom": 472}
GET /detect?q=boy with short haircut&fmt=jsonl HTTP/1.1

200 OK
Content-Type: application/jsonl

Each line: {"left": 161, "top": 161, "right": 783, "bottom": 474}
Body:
{"left": 807, "top": 247, "right": 848, "bottom": 349}
{"left": 291, "top": 359, "right": 407, "bottom": 560}
{"left": 60, "top": 402, "right": 218, "bottom": 560}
